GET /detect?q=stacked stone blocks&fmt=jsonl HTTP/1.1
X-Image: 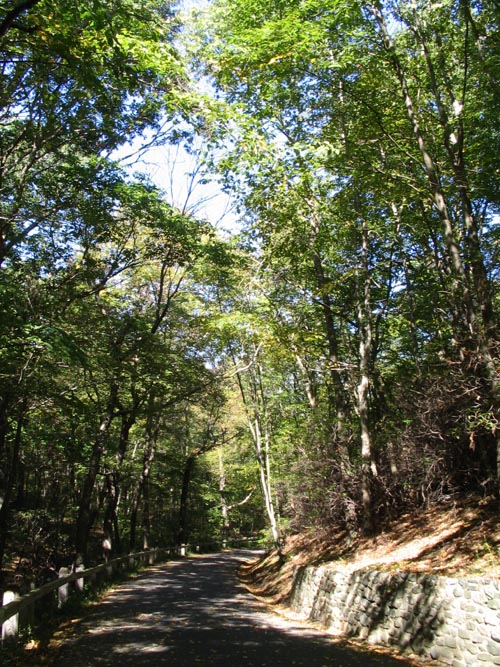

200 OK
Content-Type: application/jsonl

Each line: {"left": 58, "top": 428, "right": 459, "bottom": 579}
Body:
{"left": 289, "top": 564, "right": 500, "bottom": 665}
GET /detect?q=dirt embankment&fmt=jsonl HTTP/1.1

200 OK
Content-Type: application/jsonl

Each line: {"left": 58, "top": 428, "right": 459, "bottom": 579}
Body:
{"left": 240, "top": 495, "right": 500, "bottom": 607}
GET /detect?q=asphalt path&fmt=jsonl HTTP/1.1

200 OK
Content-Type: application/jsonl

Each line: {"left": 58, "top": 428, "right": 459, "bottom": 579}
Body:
{"left": 54, "top": 550, "right": 414, "bottom": 667}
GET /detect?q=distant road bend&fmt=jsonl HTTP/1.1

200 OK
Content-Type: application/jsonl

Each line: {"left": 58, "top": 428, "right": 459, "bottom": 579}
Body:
{"left": 54, "top": 550, "right": 414, "bottom": 666}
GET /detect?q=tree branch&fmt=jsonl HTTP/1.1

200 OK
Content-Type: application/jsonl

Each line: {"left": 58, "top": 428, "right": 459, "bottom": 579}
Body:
{"left": 0, "top": 0, "right": 41, "bottom": 38}
{"left": 227, "top": 487, "right": 255, "bottom": 511}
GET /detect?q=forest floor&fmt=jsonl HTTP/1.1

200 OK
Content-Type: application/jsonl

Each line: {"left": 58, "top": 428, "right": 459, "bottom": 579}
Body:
{"left": 240, "top": 493, "right": 500, "bottom": 609}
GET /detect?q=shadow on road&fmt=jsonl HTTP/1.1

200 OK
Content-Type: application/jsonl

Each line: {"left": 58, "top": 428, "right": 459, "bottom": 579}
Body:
{"left": 54, "top": 551, "right": 414, "bottom": 666}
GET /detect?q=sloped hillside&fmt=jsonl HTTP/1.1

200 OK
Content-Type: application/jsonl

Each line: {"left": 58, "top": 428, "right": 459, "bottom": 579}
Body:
{"left": 240, "top": 494, "right": 500, "bottom": 607}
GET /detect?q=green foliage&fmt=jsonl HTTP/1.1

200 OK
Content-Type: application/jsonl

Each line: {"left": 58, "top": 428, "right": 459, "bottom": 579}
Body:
{"left": 0, "top": 0, "right": 249, "bottom": 575}
{"left": 2, "top": 0, "right": 500, "bottom": 581}
{"left": 188, "top": 0, "right": 500, "bottom": 535}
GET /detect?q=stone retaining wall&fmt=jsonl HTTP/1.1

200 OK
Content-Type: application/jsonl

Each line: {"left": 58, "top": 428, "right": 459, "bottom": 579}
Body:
{"left": 289, "top": 564, "right": 500, "bottom": 666}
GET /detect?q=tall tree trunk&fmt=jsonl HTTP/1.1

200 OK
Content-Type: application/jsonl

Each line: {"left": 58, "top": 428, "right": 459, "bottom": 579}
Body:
{"left": 0, "top": 399, "right": 9, "bottom": 572}
{"left": 356, "top": 215, "right": 379, "bottom": 535}
{"left": 0, "top": 402, "right": 26, "bottom": 572}
{"left": 218, "top": 448, "right": 254, "bottom": 543}
{"left": 218, "top": 449, "right": 230, "bottom": 539}
{"left": 251, "top": 362, "right": 280, "bottom": 549}
{"left": 142, "top": 475, "right": 151, "bottom": 550}
{"left": 294, "top": 352, "right": 317, "bottom": 410}
{"left": 75, "top": 380, "right": 119, "bottom": 560}
{"left": 252, "top": 409, "right": 280, "bottom": 548}
{"left": 102, "top": 407, "right": 138, "bottom": 555}
{"left": 414, "top": 15, "right": 494, "bottom": 333}
{"left": 141, "top": 398, "right": 160, "bottom": 550}
{"left": 232, "top": 348, "right": 281, "bottom": 551}
{"left": 0, "top": 397, "right": 9, "bottom": 466}
{"left": 368, "top": 0, "right": 469, "bottom": 300}
{"left": 306, "top": 198, "right": 350, "bottom": 455}
{"left": 178, "top": 455, "right": 195, "bottom": 546}
{"left": 129, "top": 488, "right": 140, "bottom": 552}
{"left": 459, "top": 0, "right": 500, "bottom": 98}
{"left": 338, "top": 77, "right": 379, "bottom": 532}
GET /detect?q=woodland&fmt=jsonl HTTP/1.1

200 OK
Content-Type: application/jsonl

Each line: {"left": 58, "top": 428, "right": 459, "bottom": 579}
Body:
{"left": 0, "top": 0, "right": 499, "bottom": 592}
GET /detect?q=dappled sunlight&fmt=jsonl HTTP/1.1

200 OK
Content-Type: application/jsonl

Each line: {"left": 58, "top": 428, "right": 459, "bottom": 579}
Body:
{"left": 54, "top": 552, "right": 414, "bottom": 666}
{"left": 340, "top": 496, "right": 500, "bottom": 577}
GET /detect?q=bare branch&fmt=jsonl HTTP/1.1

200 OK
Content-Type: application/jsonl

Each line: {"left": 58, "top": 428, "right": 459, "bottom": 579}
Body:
{"left": 226, "top": 342, "right": 263, "bottom": 379}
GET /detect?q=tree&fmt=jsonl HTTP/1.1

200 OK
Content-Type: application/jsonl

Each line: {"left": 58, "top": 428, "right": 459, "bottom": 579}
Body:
{"left": 0, "top": 0, "right": 191, "bottom": 570}
{"left": 365, "top": 0, "right": 500, "bottom": 484}
{"left": 190, "top": 0, "right": 500, "bottom": 534}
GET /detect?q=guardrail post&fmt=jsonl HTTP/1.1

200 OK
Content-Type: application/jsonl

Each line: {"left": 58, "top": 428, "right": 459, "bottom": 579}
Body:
{"left": 2, "top": 589, "right": 20, "bottom": 640}
{"left": 58, "top": 567, "right": 70, "bottom": 609}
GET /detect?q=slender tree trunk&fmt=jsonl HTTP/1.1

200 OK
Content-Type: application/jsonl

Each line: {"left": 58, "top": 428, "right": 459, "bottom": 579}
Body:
{"left": 356, "top": 216, "right": 379, "bottom": 534}
{"left": 232, "top": 348, "right": 281, "bottom": 551}
{"left": 141, "top": 399, "right": 160, "bottom": 550}
{"left": 302, "top": 198, "right": 355, "bottom": 531}
{"left": 254, "top": 413, "right": 280, "bottom": 546}
{"left": 75, "top": 380, "right": 119, "bottom": 560}
{"left": 307, "top": 201, "right": 350, "bottom": 453}
{"left": 338, "top": 77, "right": 379, "bottom": 532}
{"left": 129, "top": 488, "right": 140, "bottom": 552}
{"left": 142, "top": 475, "right": 151, "bottom": 550}
{"left": 368, "top": 0, "right": 468, "bottom": 292}
{"left": 178, "top": 455, "right": 195, "bottom": 546}
{"left": 253, "top": 363, "right": 280, "bottom": 548}
{"left": 0, "top": 399, "right": 9, "bottom": 571}
{"left": 368, "top": 0, "right": 495, "bottom": 349}
{"left": 102, "top": 408, "right": 137, "bottom": 555}
{"left": 459, "top": 0, "right": 500, "bottom": 98}
{"left": 294, "top": 353, "right": 317, "bottom": 410}
{"left": 0, "top": 397, "right": 9, "bottom": 465}
{"left": 414, "top": 17, "right": 494, "bottom": 334}
{"left": 218, "top": 448, "right": 254, "bottom": 543}
{"left": 218, "top": 449, "right": 230, "bottom": 539}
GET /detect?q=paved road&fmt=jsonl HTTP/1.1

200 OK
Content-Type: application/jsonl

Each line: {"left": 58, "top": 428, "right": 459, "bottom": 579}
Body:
{"left": 54, "top": 551, "right": 414, "bottom": 666}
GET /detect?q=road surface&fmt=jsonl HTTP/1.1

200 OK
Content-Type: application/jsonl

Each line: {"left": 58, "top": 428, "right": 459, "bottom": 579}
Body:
{"left": 54, "top": 550, "right": 415, "bottom": 666}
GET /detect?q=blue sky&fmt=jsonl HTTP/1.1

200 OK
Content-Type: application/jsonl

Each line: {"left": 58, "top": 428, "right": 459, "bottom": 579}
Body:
{"left": 116, "top": 131, "right": 238, "bottom": 233}
{"left": 115, "top": 0, "right": 240, "bottom": 234}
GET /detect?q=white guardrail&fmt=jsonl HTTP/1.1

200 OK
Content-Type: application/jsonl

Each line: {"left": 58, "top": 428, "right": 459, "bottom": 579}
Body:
{"left": 0, "top": 547, "right": 175, "bottom": 641}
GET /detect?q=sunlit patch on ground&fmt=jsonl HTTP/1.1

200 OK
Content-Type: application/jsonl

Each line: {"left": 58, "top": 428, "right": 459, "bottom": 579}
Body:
{"left": 113, "top": 643, "right": 170, "bottom": 654}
